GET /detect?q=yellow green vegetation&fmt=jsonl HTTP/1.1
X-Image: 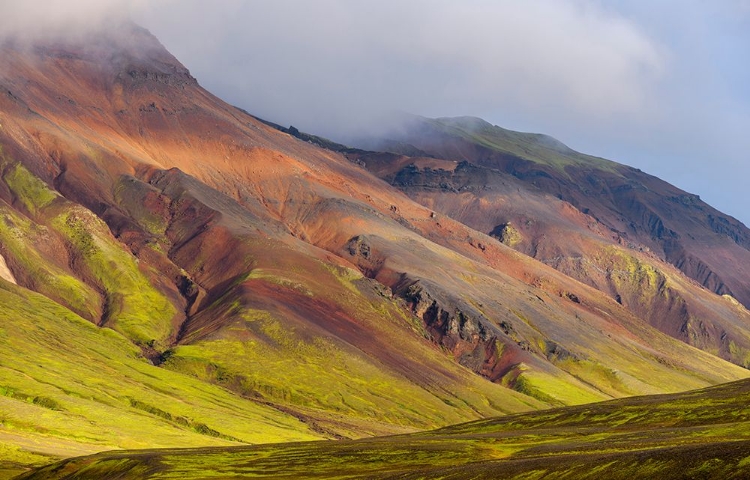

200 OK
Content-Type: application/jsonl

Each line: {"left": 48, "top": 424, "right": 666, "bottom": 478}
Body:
{"left": 0, "top": 205, "right": 100, "bottom": 320}
{"left": 2, "top": 163, "right": 59, "bottom": 216}
{"left": 430, "top": 116, "right": 621, "bottom": 173}
{"left": 247, "top": 269, "right": 314, "bottom": 296}
{"left": 165, "top": 256, "right": 544, "bottom": 436}
{"left": 511, "top": 369, "right": 606, "bottom": 406}
{"left": 0, "top": 162, "right": 100, "bottom": 320}
{"left": 50, "top": 206, "right": 176, "bottom": 346}
{"left": 728, "top": 340, "right": 750, "bottom": 369}
{"left": 553, "top": 358, "right": 636, "bottom": 398}
{"left": 112, "top": 176, "right": 168, "bottom": 237}
{"left": 0, "top": 160, "right": 177, "bottom": 346}
{"left": 0, "top": 442, "right": 51, "bottom": 479}
{"left": 493, "top": 222, "right": 523, "bottom": 247}
{"left": 0, "top": 279, "right": 321, "bottom": 476}
{"left": 23, "top": 378, "right": 750, "bottom": 479}
{"left": 603, "top": 246, "right": 664, "bottom": 301}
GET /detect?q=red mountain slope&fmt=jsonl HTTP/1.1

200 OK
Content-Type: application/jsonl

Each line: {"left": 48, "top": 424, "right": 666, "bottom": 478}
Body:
{"left": 349, "top": 116, "right": 750, "bottom": 366}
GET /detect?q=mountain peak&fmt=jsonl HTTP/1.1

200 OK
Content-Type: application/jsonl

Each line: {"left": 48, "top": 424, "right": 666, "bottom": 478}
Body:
{"left": 3, "top": 18, "right": 750, "bottom": 478}
{"left": 432, "top": 116, "right": 575, "bottom": 154}
{"left": 434, "top": 115, "right": 493, "bottom": 130}
{"left": 1, "top": 21, "right": 194, "bottom": 87}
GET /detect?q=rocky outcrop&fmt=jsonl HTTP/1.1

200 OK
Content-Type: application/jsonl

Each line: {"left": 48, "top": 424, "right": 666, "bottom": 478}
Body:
{"left": 347, "top": 116, "right": 750, "bottom": 367}
{"left": 393, "top": 278, "right": 524, "bottom": 381}
{"left": 490, "top": 223, "right": 523, "bottom": 247}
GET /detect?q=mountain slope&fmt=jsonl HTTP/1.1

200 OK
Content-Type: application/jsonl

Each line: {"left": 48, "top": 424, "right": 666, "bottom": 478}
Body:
{"left": 0, "top": 278, "right": 322, "bottom": 477}
{"left": 0, "top": 26, "right": 547, "bottom": 473}
{"left": 349, "top": 115, "right": 750, "bottom": 365}
{"left": 0, "top": 21, "right": 749, "bottom": 475}
{"left": 356, "top": 115, "right": 750, "bottom": 306}
{"left": 21, "top": 377, "right": 750, "bottom": 479}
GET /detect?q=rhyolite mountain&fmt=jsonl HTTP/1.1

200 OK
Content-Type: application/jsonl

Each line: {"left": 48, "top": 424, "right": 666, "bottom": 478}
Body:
{"left": 0, "top": 21, "right": 749, "bottom": 475}
{"left": 346, "top": 115, "right": 750, "bottom": 365}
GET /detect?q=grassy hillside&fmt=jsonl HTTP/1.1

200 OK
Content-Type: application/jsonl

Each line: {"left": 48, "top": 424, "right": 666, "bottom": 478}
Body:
{"left": 20, "top": 378, "right": 750, "bottom": 479}
{"left": 0, "top": 161, "right": 549, "bottom": 477}
{"left": 0, "top": 279, "right": 325, "bottom": 478}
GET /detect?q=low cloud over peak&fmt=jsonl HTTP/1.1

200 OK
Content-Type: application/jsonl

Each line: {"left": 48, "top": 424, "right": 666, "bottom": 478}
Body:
{"left": 0, "top": 0, "right": 133, "bottom": 42}
{"left": 0, "top": 0, "right": 667, "bottom": 141}
{"left": 130, "top": 0, "right": 665, "bottom": 140}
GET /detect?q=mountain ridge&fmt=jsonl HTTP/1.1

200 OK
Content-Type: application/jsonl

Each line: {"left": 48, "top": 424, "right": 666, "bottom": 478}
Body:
{"left": 343, "top": 114, "right": 750, "bottom": 365}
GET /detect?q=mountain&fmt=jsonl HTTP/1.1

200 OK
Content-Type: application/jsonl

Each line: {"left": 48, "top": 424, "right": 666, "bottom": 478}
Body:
{"left": 0, "top": 21, "right": 749, "bottom": 476}
{"left": 348, "top": 114, "right": 750, "bottom": 365}
{"left": 21, "top": 377, "right": 750, "bottom": 479}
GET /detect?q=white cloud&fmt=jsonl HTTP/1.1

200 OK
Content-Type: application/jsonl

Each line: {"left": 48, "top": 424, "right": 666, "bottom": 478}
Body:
{"left": 129, "top": 0, "right": 666, "bottom": 138}
{"left": 0, "top": 0, "right": 667, "bottom": 136}
{"left": 0, "top": 0, "right": 130, "bottom": 40}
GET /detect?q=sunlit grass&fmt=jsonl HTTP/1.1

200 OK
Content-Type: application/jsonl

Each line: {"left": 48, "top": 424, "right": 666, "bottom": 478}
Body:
{"left": 26, "top": 379, "right": 750, "bottom": 479}
{"left": 0, "top": 279, "right": 322, "bottom": 476}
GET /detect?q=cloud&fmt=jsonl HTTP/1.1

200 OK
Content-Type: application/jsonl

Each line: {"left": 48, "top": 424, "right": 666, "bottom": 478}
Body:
{"left": 132, "top": 0, "right": 749, "bottom": 224}
{"left": 130, "top": 0, "right": 665, "bottom": 139}
{"left": 0, "top": 0, "right": 132, "bottom": 41}
{"left": 0, "top": 0, "right": 667, "bottom": 139}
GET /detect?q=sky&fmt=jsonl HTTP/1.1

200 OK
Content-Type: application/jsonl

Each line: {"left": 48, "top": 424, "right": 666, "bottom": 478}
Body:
{"left": 2, "top": 1, "right": 749, "bottom": 225}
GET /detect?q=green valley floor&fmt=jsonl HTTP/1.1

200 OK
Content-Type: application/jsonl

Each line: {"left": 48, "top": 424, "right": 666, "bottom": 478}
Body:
{"left": 17, "top": 378, "right": 750, "bottom": 479}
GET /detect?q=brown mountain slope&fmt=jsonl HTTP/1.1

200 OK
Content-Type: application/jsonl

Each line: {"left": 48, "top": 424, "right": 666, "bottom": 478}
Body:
{"left": 0, "top": 22, "right": 748, "bottom": 466}
{"left": 355, "top": 116, "right": 750, "bottom": 304}
{"left": 349, "top": 116, "right": 750, "bottom": 366}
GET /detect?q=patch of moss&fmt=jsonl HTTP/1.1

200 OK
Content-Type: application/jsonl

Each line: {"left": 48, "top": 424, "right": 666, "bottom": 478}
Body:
{"left": 247, "top": 269, "right": 314, "bottom": 296}
{"left": 112, "top": 176, "right": 168, "bottom": 237}
{"left": 492, "top": 222, "right": 523, "bottom": 247}
{"left": 0, "top": 279, "right": 321, "bottom": 472}
{"left": 50, "top": 205, "right": 177, "bottom": 346}
{"left": 513, "top": 370, "right": 606, "bottom": 406}
{"left": 0, "top": 162, "right": 176, "bottom": 343}
{"left": 128, "top": 399, "right": 240, "bottom": 442}
{"left": 0, "top": 387, "right": 61, "bottom": 411}
{"left": 0, "top": 206, "right": 100, "bottom": 320}
{"left": 2, "top": 163, "right": 59, "bottom": 217}
{"left": 728, "top": 341, "right": 750, "bottom": 369}
{"left": 428, "top": 117, "right": 621, "bottom": 174}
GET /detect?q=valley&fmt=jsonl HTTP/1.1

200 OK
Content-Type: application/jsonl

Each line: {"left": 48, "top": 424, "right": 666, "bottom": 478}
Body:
{"left": 20, "top": 378, "right": 750, "bottom": 479}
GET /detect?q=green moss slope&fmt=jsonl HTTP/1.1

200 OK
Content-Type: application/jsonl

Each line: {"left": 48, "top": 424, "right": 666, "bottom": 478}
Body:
{"left": 0, "top": 279, "right": 321, "bottom": 475}
{"left": 22, "top": 378, "right": 750, "bottom": 479}
{"left": 0, "top": 204, "right": 100, "bottom": 321}
{"left": 1, "top": 161, "right": 177, "bottom": 347}
{"left": 428, "top": 116, "right": 619, "bottom": 172}
{"left": 50, "top": 205, "right": 176, "bottom": 346}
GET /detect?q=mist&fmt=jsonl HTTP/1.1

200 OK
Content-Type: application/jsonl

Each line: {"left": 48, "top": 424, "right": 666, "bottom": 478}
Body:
{"left": 129, "top": 1, "right": 666, "bottom": 140}
{"left": 0, "top": 0, "right": 130, "bottom": 42}
{"left": 1, "top": 0, "right": 749, "bottom": 225}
